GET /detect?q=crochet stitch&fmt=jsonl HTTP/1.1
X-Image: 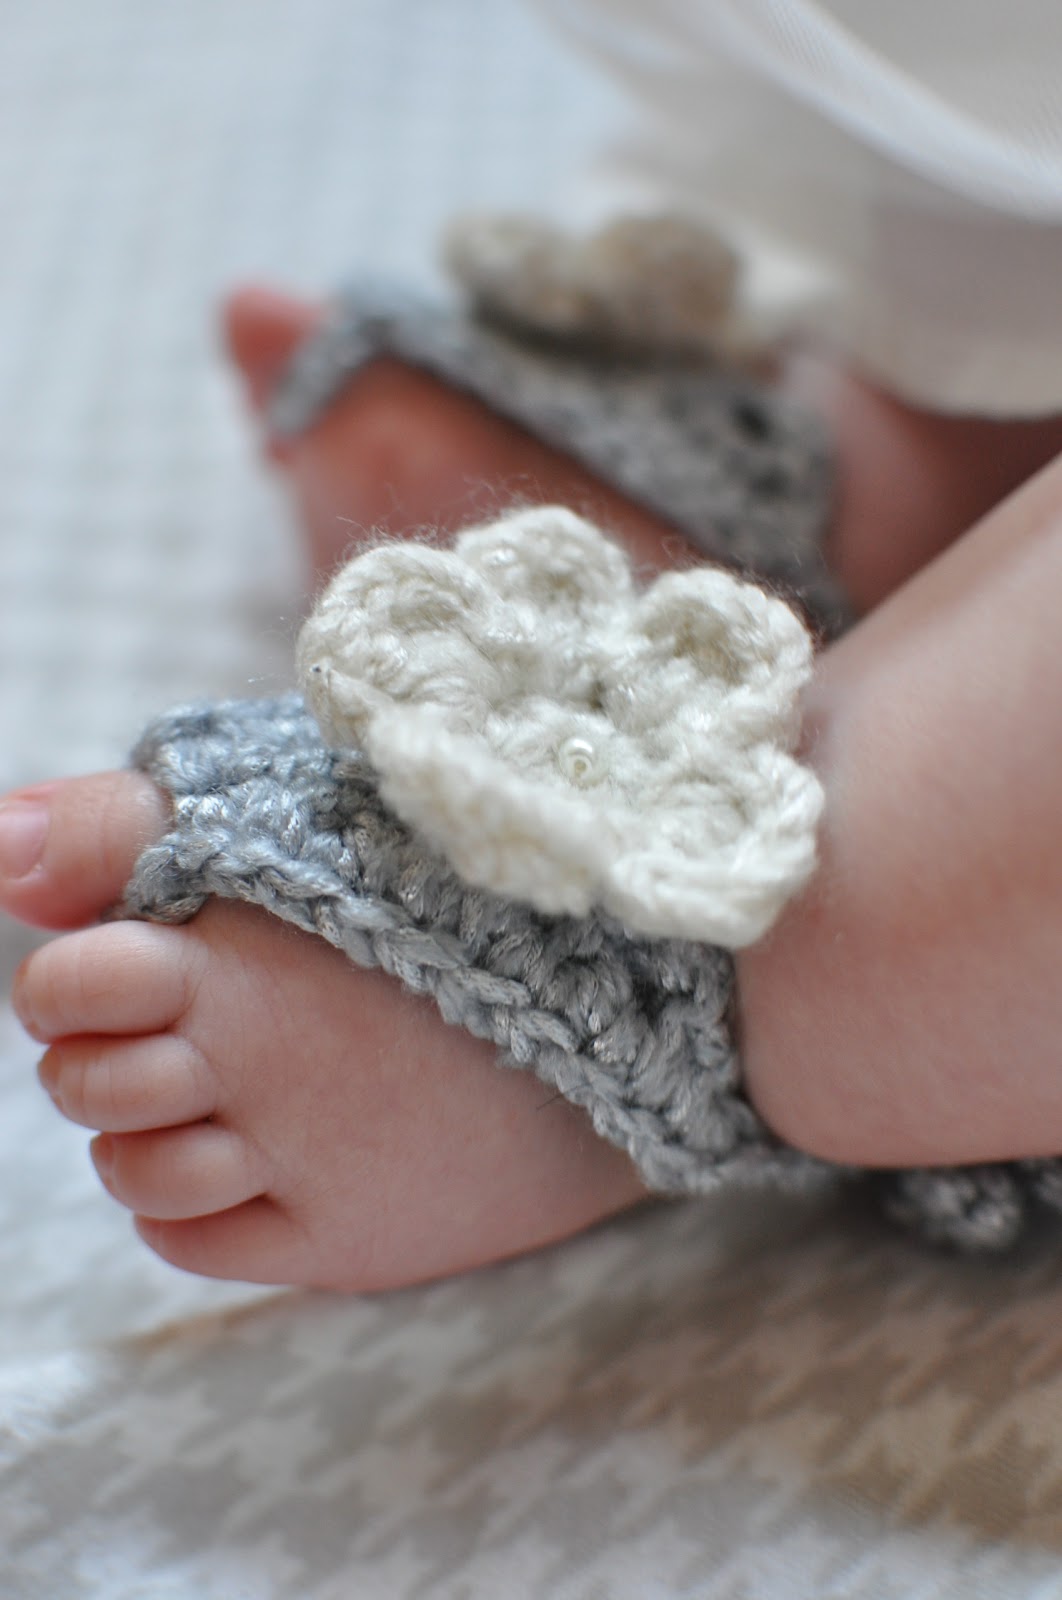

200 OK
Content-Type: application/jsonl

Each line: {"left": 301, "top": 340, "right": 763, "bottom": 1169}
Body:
{"left": 296, "top": 507, "right": 823, "bottom": 946}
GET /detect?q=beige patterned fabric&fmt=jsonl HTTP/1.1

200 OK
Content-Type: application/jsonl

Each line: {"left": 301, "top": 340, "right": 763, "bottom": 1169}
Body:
{"left": 3, "top": 4, "right": 1062, "bottom": 1596}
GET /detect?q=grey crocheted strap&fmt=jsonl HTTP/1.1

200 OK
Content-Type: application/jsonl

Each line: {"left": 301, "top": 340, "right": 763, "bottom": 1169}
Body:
{"left": 123, "top": 693, "right": 832, "bottom": 1199}
{"left": 267, "top": 284, "right": 850, "bottom": 635}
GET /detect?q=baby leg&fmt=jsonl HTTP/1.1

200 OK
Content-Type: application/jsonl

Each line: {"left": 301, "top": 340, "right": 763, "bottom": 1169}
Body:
{"left": 784, "top": 348, "right": 1062, "bottom": 611}
{"left": 739, "top": 448, "right": 1062, "bottom": 1167}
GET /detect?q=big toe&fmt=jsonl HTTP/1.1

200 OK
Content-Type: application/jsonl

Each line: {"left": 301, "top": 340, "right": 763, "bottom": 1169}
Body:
{"left": 222, "top": 284, "right": 319, "bottom": 413}
{"left": 0, "top": 773, "right": 171, "bottom": 930}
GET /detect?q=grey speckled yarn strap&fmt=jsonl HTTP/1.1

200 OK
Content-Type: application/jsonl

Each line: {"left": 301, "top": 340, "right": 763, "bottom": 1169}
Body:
{"left": 122, "top": 694, "right": 1062, "bottom": 1252}
{"left": 267, "top": 284, "right": 850, "bottom": 635}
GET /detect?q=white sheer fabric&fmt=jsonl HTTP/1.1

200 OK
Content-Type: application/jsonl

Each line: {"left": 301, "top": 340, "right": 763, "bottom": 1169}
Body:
{"left": 538, "top": 0, "right": 1062, "bottom": 414}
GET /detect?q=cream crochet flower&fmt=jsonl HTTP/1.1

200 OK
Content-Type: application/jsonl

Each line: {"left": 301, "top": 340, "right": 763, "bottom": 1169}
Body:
{"left": 296, "top": 507, "right": 823, "bottom": 947}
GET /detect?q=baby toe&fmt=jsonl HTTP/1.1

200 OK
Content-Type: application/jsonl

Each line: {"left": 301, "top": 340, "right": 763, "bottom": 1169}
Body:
{"left": 39, "top": 1033, "right": 216, "bottom": 1133}
{"left": 221, "top": 284, "right": 319, "bottom": 414}
{"left": 13, "top": 923, "right": 201, "bottom": 1043}
{"left": 0, "top": 771, "right": 171, "bottom": 930}
{"left": 135, "top": 1200, "right": 310, "bottom": 1286}
{"left": 93, "top": 1124, "right": 266, "bottom": 1221}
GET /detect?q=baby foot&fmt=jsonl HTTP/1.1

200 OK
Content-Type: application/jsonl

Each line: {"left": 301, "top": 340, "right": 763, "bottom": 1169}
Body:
{"left": 227, "top": 286, "right": 1062, "bottom": 616}
{"left": 2, "top": 775, "right": 645, "bottom": 1290}
{"left": 223, "top": 286, "right": 682, "bottom": 586}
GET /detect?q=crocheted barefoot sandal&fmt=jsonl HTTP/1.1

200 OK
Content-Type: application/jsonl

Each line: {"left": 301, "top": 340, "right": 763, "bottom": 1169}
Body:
{"left": 126, "top": 693, "right": 821, "bottom": 1199}
{"left": 125, "top": 504, "right": 829, "bottom": 1198}
{"left": 267, "top": 214, "right": 851, "bottom": 637}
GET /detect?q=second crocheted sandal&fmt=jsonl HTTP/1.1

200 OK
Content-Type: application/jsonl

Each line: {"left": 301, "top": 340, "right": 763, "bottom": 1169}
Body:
{"left": 267, "top": 214, "right": 850, "bottom": 636}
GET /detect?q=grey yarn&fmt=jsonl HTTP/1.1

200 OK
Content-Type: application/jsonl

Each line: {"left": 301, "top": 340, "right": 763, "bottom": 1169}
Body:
{"left": 878, "top": 1159, "right": 1062, "bottom": 1251}
{"left": 267, "top": 283, "right": 850, "bottom": 636}
{"left": 123, "top": 696, "right": 1062, "bottom": 1252}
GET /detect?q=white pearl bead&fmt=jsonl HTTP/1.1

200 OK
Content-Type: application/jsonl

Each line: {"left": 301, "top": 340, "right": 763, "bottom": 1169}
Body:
{"left": 558, "top": 734, "right": 604, "bottom": 786}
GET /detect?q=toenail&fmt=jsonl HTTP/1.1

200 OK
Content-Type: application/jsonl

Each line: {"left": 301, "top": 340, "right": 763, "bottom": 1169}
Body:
{"left": 0, "top": 797, "right": 50, "bottom": 880}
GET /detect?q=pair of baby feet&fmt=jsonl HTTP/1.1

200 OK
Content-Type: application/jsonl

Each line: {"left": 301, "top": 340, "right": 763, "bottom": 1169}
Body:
{"left": 5, "top": 285, "right": 1062, "bottom": 1291}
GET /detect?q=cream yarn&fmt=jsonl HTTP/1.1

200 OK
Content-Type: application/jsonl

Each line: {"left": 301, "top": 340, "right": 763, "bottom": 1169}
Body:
{"left": 442, "top": 213, "right": 750, "bottom": 357}
{"left": 296, "top": 507, "right": 822, "bottom": 947}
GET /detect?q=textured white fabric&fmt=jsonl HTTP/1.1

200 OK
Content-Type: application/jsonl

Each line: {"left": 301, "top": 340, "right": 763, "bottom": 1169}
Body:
{"left": 297, "top": 508, "right": 823, "bottom": 946}
{"left": 537, "top": 0, "right": 1062, "bottom": 415}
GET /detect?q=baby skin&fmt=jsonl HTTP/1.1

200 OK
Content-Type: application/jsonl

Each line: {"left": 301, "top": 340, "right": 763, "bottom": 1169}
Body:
{"left": 5, "top": 285, "right": 1062, "bottom": 1291}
